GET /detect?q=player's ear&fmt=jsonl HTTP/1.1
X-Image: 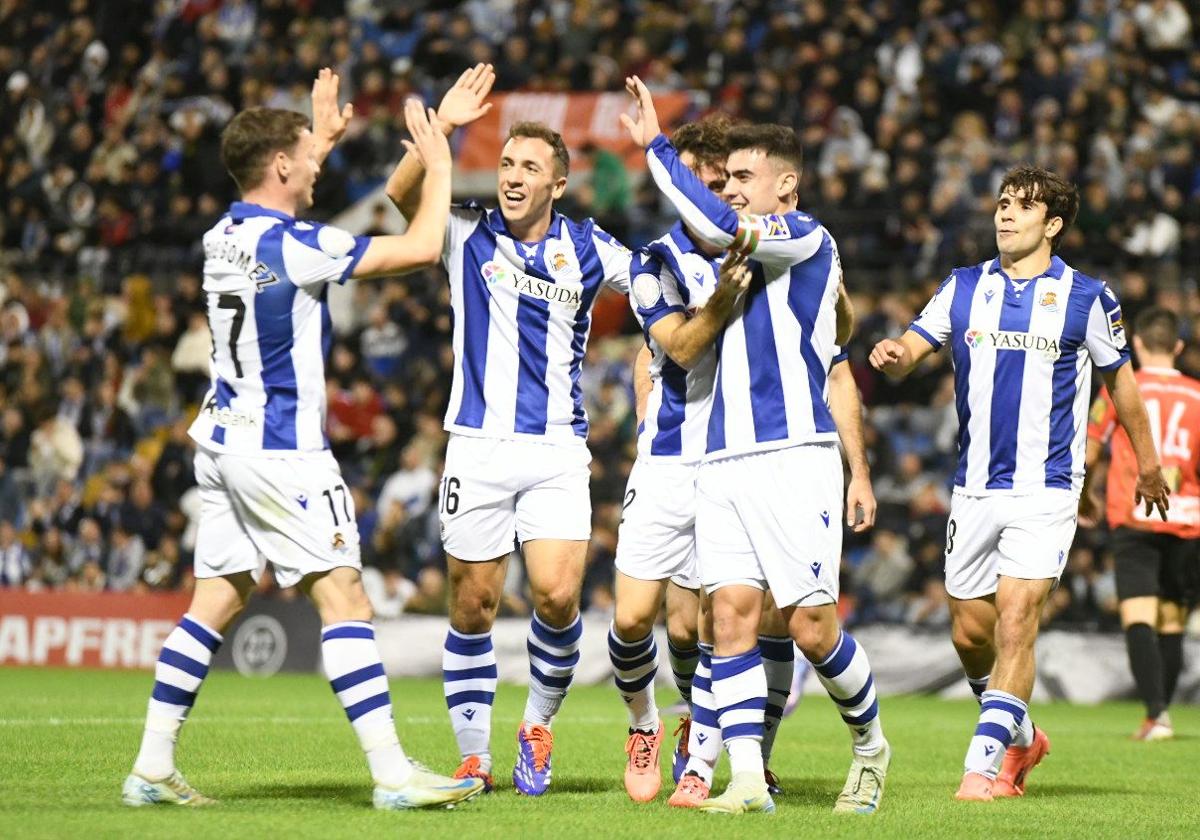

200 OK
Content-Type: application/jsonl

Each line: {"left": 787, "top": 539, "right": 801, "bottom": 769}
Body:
{"left": 1174, "top": 339, "right": 1184, "bottom": 357}
{"left": 551, "top": 175, "right": 568, "bottom": 200}
{"left": 1044, "top": 214, "right": 1063, "bottom": 241}
{"left": 777, "top": 169, "right": 798, "bottom": 201}
{"left": 274, "top": 150, "right": 291, "bottom": 182}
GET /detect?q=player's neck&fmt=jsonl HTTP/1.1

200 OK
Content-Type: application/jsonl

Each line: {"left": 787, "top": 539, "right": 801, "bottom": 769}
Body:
{"left": 506, "top": 211, "right": 553, "bottom": 244}
{"left": 998, "top": 246, "right": 1052, "bottom": 280}
{"left": 1139, "top": 355, "right": 1177, "bottom": 372}
{"left": 239, "top": 187, "right": 298, "bottom": 219}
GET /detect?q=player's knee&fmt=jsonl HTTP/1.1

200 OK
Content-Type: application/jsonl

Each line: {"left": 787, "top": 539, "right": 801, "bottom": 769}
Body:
{"left": 666, "top": 619, "right": 698, "bottom": 650}
{"left": 532, "top": 588, "right": 579, "bottom": 629}
{"left": 951, "top": 620, "right": 992, "bottom": 654}
{"left": 613, "top": 605, "right": 655, "bottom": 642}
{"left": 449, "top": 586, "right": 500, "bottom": 633}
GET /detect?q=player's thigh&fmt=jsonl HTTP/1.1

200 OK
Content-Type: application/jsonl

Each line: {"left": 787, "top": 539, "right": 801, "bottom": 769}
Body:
{"left": 943, "top": 492, "right": 1005, "bottom": 600}
{"left": 947, "top": 592, "right": 998, "bottom": 648}
{"left": 514, "top": 440, "right": 592, "bottom": 544}
{"left": 995, "top": 492, "right": 1078, "bottom": 584}
{"left": 219, "top": 451, "right": 362, "bottom": 589}
{"left": 440, "top": 434, "right": 521, "bottom": 562}
{"left": 192, "top": 448, "right": 262, "bottom": 583}
{"left": 613, "top": 572, "right": 669, "bottom": 639}
{"left": 737, "top": 444, "right": 843, "bottom": 610}
{"left": 615, "top": 459, "right": 699, "bottom": 588}
{"left": 1109, "top": 527, "right": 1164, "bottom": 602}
{"left": 695, "top": 458, "right": 763, "bottom": 597}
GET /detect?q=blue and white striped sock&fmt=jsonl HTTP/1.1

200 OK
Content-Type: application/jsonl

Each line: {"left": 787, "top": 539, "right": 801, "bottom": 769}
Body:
{"left": 133, "top": 614, "right": 221, "bottom": 780}
{"left": 965, "top": 690, "right": 1026, "bottom": 778}
{"left": 712, "top": 646, "right": 766, "bottom": 777}
{"left": 812, "top": 630, "right": 884, "bottom": 756}
{"left": 684, "top": 643, "right": 720, "bottom": 784}
{"left": 759, "top": 635, "right": 793, "bottom": 762}
{"left": 444, "top": 628, "right": 497, "bottom": 770}
{"left": 608, "top": 625, "right": 659, "bottom": 731}
{"left": 524, "top": 613, "right": 582, "bottom": 726}
{"left": 667, "top": 639, "right": 700, "bottom": 707}
{"left": 322, "top": 621, "right": 411, "bottom": 788}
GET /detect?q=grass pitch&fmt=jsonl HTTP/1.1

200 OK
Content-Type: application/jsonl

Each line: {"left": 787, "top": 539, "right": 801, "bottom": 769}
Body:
{"left": 1, "top": 667, "right": 1196, "bottom": 839}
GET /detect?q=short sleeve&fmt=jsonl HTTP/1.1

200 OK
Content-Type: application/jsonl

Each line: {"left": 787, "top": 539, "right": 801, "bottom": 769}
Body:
{"left": 443, "top": 204, "right": 486, "bottom": 265}
{"left": 629, "top": 251, "right": 685, "bottom": 332}
{"left": 909, "top": 273, "right": 956, "bottom": 349}
{"left": 282, "top": 222, "right": 370, "bottom": 287}
{"left": 830, "top": 345, "right": 849, "bottom": 366}
{"left": 1087, "top": 385, "right": 1118, "bottom": 445}
{"left": 594, "top": 225, "right": 632, "bottom": 294}
{"left": 1085, "top": 283, "right": 1131, "bottom": 371}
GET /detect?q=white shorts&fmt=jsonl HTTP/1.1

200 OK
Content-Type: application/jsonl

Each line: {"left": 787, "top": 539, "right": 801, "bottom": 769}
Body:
{"left": 944, "top": 490, "right": 1079, "bottom": 600}
{"left": 193, "top": 448, "right": 361, "bottom": 589}
{"left": 614, "top": 458, "right": 701, "bottom": 590}
{"left": 696, "top": 443, "right": 843, "bottom": 608}
{"left": 439, "top": 434, "right": 592, "bottom": 562}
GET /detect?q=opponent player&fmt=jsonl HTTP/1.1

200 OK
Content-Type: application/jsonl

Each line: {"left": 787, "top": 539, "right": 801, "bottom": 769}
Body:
{"left": 623, "top": 77, "right": 890, "bottom": 815}
{"left": 1085, "top": 306, "right": 1200, "bottom": 741}
{"left": 384, "top": 64, "right": 630, "bottom": 795}
{"left": 123, "top": 72, "right": 483, "bottom": 810}
{"left": 870, "top": 165, "right": 1170, "bottom": 801}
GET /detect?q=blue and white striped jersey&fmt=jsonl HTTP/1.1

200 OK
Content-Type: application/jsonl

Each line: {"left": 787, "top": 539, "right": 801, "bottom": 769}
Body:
{"left": 910, "top": 256, "right": 1130, "bottom": 494}
{"left": 442, "top": 203, "right": 630, "bottom": 444}
{"left": 645, "top": 134, "right": 842, "bottom": 460}
{"left": 188, "top": 202, "right": 369, "bottom": 455}
{"left": 630, "top": 223, "right": 721, "bottom": 463}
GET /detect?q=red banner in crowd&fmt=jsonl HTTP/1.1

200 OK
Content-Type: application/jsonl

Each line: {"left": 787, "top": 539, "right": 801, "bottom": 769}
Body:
{"left": 457, "top": 91, "right": 692, "bottom": 173}
{"left": 0, "top": 590, "right": 190, "bottom": 669}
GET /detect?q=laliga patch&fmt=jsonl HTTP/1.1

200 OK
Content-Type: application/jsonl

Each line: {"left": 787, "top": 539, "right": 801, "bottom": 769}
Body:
{"left": 760, "top": 215, "right": 790, "bottom": 240}
{"left": 482, "top": 260, "right": 515, "bottom": 286}
{"left": 317, "top": 225, "right": 356, "bottom": 259}
{"left": 1108, "top": 307, "right": 1126, "bottom": 348}
{"left": 632, "top": 273, "right": 663, "bottom": 309}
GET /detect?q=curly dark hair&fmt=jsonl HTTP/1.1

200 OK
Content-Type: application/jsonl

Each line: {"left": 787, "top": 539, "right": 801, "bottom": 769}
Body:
{"left": 672, "top": 114, "right": 734, "bottom": 173}
{"left": 997, "top": 165, "right": 1080, "bottom": 251}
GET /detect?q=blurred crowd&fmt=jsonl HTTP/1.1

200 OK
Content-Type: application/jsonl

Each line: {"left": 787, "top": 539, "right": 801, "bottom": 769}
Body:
{"left": 2, "top": 1, "right": 1199, "bottom": 633}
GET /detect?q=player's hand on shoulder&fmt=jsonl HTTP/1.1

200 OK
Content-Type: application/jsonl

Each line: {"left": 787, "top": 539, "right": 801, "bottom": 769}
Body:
{"left": 437, "top": 63, "right": 495, "bottom": 131}
{"left": 619, "top": 75, "right": 661, "bottom": 148}
{"left": 312, "top": 67, "right": 353, "bottom": 146}
{"left": 869, "top": 338, "right": 906, "bottom": 371}
{"left": 714, "top": 252, "right": 751, "bottom": 295}
{"left": 402, "top": 99, "right": 452, "bottom": 171}
{"left": 1134, "top": 467, "right": 1171, "bottom": 522}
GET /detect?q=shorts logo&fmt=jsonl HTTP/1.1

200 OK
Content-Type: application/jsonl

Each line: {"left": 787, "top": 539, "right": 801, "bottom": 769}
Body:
{"left": 810, "top": 561, "right": 822, "bottom": 578}
{"left": 963, "top": 329, "right": 1061, "bottom": 360}
{"left": 820, "top": 510, "right": 830, "bottom": 527}
{"left": 1039, "top": 291, "right": 1058, "bottom": 312}
{"left": 297, "top": 495, "right": 308, "bottom": 510}
{"left": 1057, "top": 550, "right": 1065, "bottom": 568}
{"left": 332, "top": 532, "right": 346, "bottom": 552}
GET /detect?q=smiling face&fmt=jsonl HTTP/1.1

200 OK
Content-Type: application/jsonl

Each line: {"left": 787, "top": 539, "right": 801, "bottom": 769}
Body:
{"left": 721, "top": 147, "right": 797, "bottom": 216}
{"left": 993, "top": 185, "right": 1060, "bottom": 261}
{"left": 497, "top": 136, "right": 566, "bottom": 232}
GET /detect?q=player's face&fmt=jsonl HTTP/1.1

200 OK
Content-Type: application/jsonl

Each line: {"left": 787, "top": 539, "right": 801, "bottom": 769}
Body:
{"left": 286, "top": 129, "right": 320, "bottom": 210}
{"left": 994, "top": 186, "right": 1060, "bottom": 258}
{"left": 679, "top": 150, "right": 727, "bottom": 196}
{"left": 497, "top": 137, "right": 566, "bottom": 230}
{"left": 722, "top": 148, "right": 795, "bottom": 216}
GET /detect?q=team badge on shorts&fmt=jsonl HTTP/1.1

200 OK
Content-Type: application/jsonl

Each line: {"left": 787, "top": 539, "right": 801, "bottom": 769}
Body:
{"left": 332, "top": 532, "right": 347, "bottom": 552}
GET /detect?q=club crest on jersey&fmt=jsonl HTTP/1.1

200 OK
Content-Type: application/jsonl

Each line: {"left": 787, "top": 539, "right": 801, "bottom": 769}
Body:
{"left": 549, "top": 250, "right": 569, "bottom": 272}
{"left": 963, "top": 329, "right": 1061, "bottom": 360}
{"left": 1039, "top": 291, "right": 1059, "bottom": 311}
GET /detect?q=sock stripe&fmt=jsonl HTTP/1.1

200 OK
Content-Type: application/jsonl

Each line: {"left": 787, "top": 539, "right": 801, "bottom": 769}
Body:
{"left": 446, "top": 689, "right": 496, "bottom": 708}
{"left": 667, "top": 641, "right": 700, "bottom": 658}
{"left": 757, "top": 636, "right": 793, "bottom": 660}
{"left": 158, "top": 648, "right": 209, "bottom": 680}
{"left": 527, "top": 641, "right": 581, "bottom": 669}
{"left": 531, "top": 614, "right": 583, "bottom": 646}
{"left": 611, "top": 648, "right": 656, "bottom": 670}
{"left": 721, "top": 696, "right": 767, "bottom": 714}
{"left": 765, "top": 702, "right": 784, "bottom": 719}
{"left": 722, "top": 722, "right": 762, "bottom": 740}
{"left": 829, "top": 673, "right": 874, "bottom": 708}
{"left": 180, "top": 617, "right": 221, "bottom": 652}
{"left": 974, "top": 721, "right": 1012, "bottom": 742}
{"left": 841, "top": 698, "right": 879, "bottom": 726}
{"left": 615, "top": 671, "right": 657, "bottom": 693}
{"left": 530, "top": 665, "right": 572, "bottom": 689}
{"left": 442, "top": 664, "right": 499, "bottom": 681}
{"left": 445, "top": 630, "right": 494, "bottom": 656}
{"left": 711, "top": 653, "right": 762, "bottom": 680}
{"left": 814, "top": 632, "right": 854, "bottom": 678}
{"left": 322, "top": 624, "right": 375, "bottom": 642}
{"left": 330, "top": 662, "right": 386, "bottom": 694}
{"left": 981, "top": 699, "right": 1026, "bottom": 722}
{"left": 344, "top": 691, "right": 391, "bottom": 722}
{"left": 609, "top": 630, "right": 654, "bottom": 653}
{"left": 151, "top": 681, "right": 197, "bottom": 707}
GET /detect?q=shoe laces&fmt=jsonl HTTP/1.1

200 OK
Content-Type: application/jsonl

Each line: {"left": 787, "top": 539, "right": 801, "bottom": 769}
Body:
{"left": 625, "top": 730, "right": 656, "bottom": 771}
{"left": 673, "top": 716, "right": 691, "bottom": 758}
{"left": 455, "top": 756, "right": 482, "bottom": 779}
{"left": 523, "top": 724, "right": 553, "bottom": 772}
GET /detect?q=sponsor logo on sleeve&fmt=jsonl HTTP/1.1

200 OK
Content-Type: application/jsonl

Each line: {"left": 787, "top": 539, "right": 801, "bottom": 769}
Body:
{"left": 317, "top": 225, "right": 356, "bottom": 259}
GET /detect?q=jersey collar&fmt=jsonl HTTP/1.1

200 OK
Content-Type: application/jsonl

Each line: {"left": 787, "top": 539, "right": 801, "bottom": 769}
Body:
{"left": 229, "top": 201, "right": 294, "bottom": 223}
{"left": 1141, "top": 366, "right": 1181, "bottom": 376}
{"left": 988, "top": 254, "right": 1067, "bottom": 283}
{"left": 485, "top": 207, "right": 566, "bottom": 243}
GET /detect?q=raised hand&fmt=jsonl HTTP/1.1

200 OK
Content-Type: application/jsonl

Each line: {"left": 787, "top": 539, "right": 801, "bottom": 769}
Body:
{"left": 437, "top": 63, "right": 495, "bottom": 131}
{"left": 401, "top": 99, "right": 452, "bottom": 170}
{"left": 869, "top": 338, "right": 907, "bottom": 372}
{"left": 619, "top": 75, "right": 661, "bottom": 148}
{"left": 312, "top": 67, "right": 353, "bottom": 149}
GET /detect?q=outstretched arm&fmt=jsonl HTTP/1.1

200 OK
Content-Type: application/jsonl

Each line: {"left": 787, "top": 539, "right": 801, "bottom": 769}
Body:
{"left": 868, "top": 330, "right": 937, "bottom": 380}
{"left": 385, "top": 63, "right": 494, "bottom": 222}
{"left": 1103, "top": 363, "right": 1169, "bottom": 521}
{"left": 647, "top": 254, "right": 750, "bottom": 369}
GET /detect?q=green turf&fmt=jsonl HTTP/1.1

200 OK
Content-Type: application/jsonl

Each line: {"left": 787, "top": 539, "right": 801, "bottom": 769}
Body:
{"left": 1, "top": 668, "right": 1197, "bottom": 839}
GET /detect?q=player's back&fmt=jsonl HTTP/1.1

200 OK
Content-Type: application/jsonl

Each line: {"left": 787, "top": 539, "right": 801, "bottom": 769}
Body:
{"left": 631, "top": 225, "right": 720, "bottom": 462}
{"left": 189, "top": 201, "right": 368, "bottom": 455}
{"left": 441, "top": 202, "right": 630, "bottom": 444}
{"left": 706, "top": 211, "right": 842, "bottom": 460}
{"left": 1096, "top": 368, "right": 1200, "bottom": 536}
